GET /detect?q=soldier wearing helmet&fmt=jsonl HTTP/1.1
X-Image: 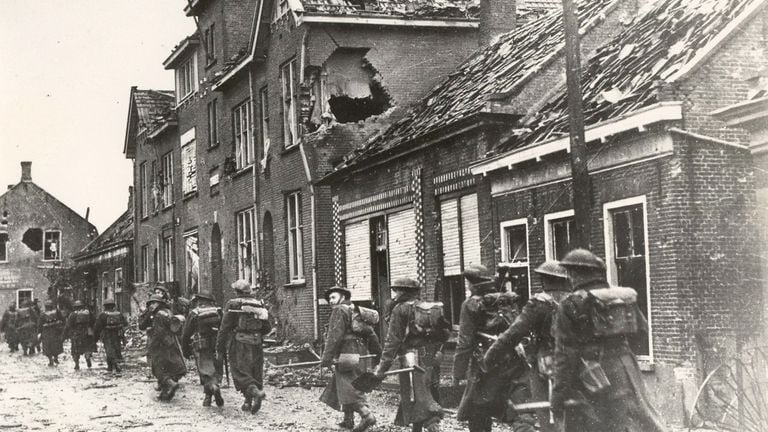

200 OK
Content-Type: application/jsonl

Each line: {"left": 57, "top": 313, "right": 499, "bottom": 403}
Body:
{"left": 38, "top": 300, "right": 65, "bottom": 366}
{"left": 182, "top": 290, "right": 224, "bottom": 407}
{"left": 94, "top": 297, "right": 128, "bottom": 373}
{"left": 551, "top": 249, "right": 665, "bottom": 432}
{"left": 373, "top": 277, "right": 447, "bottom": 432}
{"left": 63, "top": 300, "right": 96, "bottom": 370}
{"left": 0, "top": 304, "right": 19, "bottom": 352}
{"left": 139, "top": 294, "right": 187, "bottom": 401}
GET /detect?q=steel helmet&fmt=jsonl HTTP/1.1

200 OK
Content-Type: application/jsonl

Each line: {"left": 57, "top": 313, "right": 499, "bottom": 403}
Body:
{"left": 560, "top": 249, "right": 606, "bottom": 271}
{"left": 146, "top": 294, "right": 167, "bottom": 306}
{"left": 324, "top": 286, "right": 351, "bottom": 302}
{"left": 390, "top": 277, "right": 420, "bottom": 290}
{"left": 73, "top": 300, "right": 84, "bottom": 308}
{"left": 103, "top": 297, "right": 116, "bottom": 306}
{"left": 463, "top": 264, "right": 493, "bottom": 283}
{"left": 231, "top": 279, "right": 252, "bottom": 294}
{"left": 534, "top": 260, "right": 568, "bottom": 279}
{"left": 193, "top": 291, "right": 216, "bottom": 302}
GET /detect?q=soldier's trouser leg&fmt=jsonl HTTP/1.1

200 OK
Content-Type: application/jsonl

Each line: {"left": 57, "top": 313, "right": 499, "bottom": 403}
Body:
{"left": 339, "top": 405, "right": 355, "bottom": 429}
{"left": 351, "top": 402, "right": 376, "bottom": 432}
{"left": 73, "top": 354, "right": 80, "bottom": 370}
{"left": 468, "top": 415, "right": 493, "bottom": 432}
{"left": 85, "top": 353, "right": 92, "bottom": 368}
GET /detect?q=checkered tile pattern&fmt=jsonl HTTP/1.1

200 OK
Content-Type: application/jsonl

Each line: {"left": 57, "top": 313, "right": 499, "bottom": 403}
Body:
{"left": 411, "top": 168, "right": 426, "bottom": 287}
{"left": 332, "top": 196, "right": 344, "bottom": 286}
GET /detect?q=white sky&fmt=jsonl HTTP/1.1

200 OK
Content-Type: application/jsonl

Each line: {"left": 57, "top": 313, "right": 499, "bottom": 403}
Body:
{"left": 0, "top": 1, "right": 194, "bottom": 233}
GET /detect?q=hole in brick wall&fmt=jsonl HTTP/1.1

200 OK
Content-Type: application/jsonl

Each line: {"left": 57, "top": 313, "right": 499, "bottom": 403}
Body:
{"left": 323, "top": 48, "right": 392, "bottom": 124}
{"left": 329, "top": 82, "right": 391, "bottom": 123}
{"left": 22, "top": 228, "right": 43, "bottom": 251}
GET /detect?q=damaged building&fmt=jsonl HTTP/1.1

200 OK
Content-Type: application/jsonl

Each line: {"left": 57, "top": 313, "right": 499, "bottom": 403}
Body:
{"left": 0, "top": 162, "right": 98, "bottom": 309}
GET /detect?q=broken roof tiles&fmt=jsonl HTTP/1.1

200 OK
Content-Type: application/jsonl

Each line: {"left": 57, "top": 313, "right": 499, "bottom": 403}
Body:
{"left": 76, "top": 209, "right": 133, "bottom": 258}
{"left": 335, "top": 0, "right": 618, "bottom": 171}
{"left": 301, "top": 0, "right": 481, "bottom": 18}
{"left": 133, "top": 89, "right": 176, "bottom": 135}
{"left": 500, "top": 0, "right": 759, "bottom": 151}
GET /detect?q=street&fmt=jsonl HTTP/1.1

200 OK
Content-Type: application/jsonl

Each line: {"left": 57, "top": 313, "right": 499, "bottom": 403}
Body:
{"left": 0, "top": 343, "right": 517, "bottom": 432}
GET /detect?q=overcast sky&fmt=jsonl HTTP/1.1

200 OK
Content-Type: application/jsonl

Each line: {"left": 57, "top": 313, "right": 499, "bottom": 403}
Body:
{"left": 0, "top": 1, "right": 194, "bottom": 233}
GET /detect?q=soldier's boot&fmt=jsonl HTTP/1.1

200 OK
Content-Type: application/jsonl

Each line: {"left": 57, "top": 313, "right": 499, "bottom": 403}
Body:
{"left": 165, "top": 378, "right": 180, "bottom": 401}
{"left": 73, "top": 356, "right": 80, "bottom": 371}
{"left": 114, "top": 362, "right": 121, "bottom": 373}
{"left": 338, "top": 407, "right": 355, "bottom": 429}
{"left": 241, "top": 395, "right": 252, "bottom": 412}
{"left": 352, "top": 405, "right": 376, "bottom": 432}
{"left": 423, "top": 418, "right": 441, "bottom": 432}
{"left": 511, "top": 414, "right": 537, "bottom": 432}
{"left": 85, "top": 354, "right": 92, "bottom": 369}
{"left": 247, "top": 384, "right": 266, "bottom": 414}
{"left": 47, "top": 356, "right": 54, "bottom": 367}
{"left": 468, "top": 415, "right": 492, "bottom": 432}
{"left": 106, "top": 360, "right": 114, "bottom": 372}
{"left": 202, "top": 392, "right": 212, "bottom": 407}
{"left": 213, "top": 384, "right": 224, "bottom": 407}
{"left": 53, "top": 355, "right": 59, "bottom": 365}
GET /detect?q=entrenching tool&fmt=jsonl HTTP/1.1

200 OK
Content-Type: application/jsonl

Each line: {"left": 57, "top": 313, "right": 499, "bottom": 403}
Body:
{"left": 272, "top": 353, "right": 377, "bottom": 369}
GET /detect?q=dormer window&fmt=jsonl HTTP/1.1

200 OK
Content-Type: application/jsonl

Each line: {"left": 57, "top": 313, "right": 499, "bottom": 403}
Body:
{"left": 273, "top": 0, "right": 291, "bottom": 22}
{"left": 176, "top": 56, "right": 198, "bottom": 103}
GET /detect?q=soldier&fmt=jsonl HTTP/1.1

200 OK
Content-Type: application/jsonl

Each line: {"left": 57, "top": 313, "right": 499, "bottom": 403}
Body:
{"left": 551, "top": 249, "right": 666, "bottom": 432}
{"left": 138, "top": 294, "right": 187, "bottom": 401}
{"left": 216, "top": 280, "right": 271, "bottom": 413}
{"left": 181, "top": 290, "right": 224, "bottom": 407}
{"left": 15, "top": 300, "right": 39, "bottom": 356}
{"left": 31, "top": 299, "right": 42, "bottom": 353}
{"left": 484, "top": 261, "right": 570, "bottom": 432}
{"left": 319, "top": 286, "right": 378, "bottom": 432}
{"left": 94, "top": 297, "right": 128, "bottom": 373}
{"left": 0, "top": 304, "right": 19, "bottom": 352}
{"left": 373, "top": 277, "right": 448, "bottom": 432}
{"left": 63, "top": 300, "right": 96, "bottom": 370}
{"left": 154, "top": 284, "right": 190, "bottom": 317}
{"left": 453, "top": 264, "right": 534, "bottom": 432}
{"left": 38, "top": 300, "right": 65, "bottom": 366}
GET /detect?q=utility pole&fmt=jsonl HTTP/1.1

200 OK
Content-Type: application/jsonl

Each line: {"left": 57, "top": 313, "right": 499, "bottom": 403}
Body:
{"left": 561, "top": 0, "right": 592, "bottom": 249}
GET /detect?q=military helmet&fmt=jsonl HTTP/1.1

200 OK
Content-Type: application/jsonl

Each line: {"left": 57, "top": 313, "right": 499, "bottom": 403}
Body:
{"left": 324, "top": 286, "right": 351, "bottom": 302}
{"left": 560, "top": 249, "right": 606, "bottom": 271}
{"left": 463, "top": 264, "right": 493, "bottom": 283}
{"left": 534, "top": 260, "right": 568, "bottom": 279}
{"left": 44, "top": 300, "right": 55, "bottom": 309}
{"left": 73, "top": 300, "right": 84, "bottom": 308}
{"left": 390, "top": 277, "right": 420, "bottom": 290}
{"left": 193, "top": 291, "right": 216, "bottom": 302}
{"left": 231, "top": 279, "right": 252, "bottom": 294}
{"left": 103, "top": 297, "right": 116, "bottom": 306}
{"left": 146, "top": 294, "right": 167, "bottom": 306}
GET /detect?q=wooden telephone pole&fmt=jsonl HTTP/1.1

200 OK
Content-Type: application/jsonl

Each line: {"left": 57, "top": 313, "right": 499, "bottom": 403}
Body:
{"left": 561, "top": 0, "right": 592, "bottom": 249}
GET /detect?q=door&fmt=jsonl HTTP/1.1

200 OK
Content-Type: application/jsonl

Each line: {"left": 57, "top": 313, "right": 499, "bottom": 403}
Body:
{"left": 262, "top": 212, "right": 275, "bottom": 289}
{"left": 210, "top": 223, "right": 222, "bottom": 304}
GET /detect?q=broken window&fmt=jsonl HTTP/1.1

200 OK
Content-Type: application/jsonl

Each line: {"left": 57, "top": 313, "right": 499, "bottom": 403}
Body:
{"left": 233, "top": 99, "right": 253, "bottom": 169}
{"left": 43, "top": 230, "right": 61, "bottom": 261}
{"left": 0, "top": 233, "right": 8, "bottom": 262}
{"left": 22, "top": 228, "right": 43, "bottom": 252}
{"left": 184, "top": 231, "right": 199, "bottom": 295}
{"left": 545, "top": 210, "right": 575, "bottom": 261}
{"left": 180, "top": 128, "right": 197, "bottom": 195}
{"left": 322, "top": 49, "right": 391, "bottom": 124}
{"left": 281, "top": 59, "right": 299, "bottom": 148}
{"left": 161, "top": 151, "right": 174, "bottom": 207}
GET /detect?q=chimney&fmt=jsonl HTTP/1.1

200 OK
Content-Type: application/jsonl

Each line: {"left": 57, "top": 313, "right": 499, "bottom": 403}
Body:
{"left": 20, "top": 161, "right": 32, "bottom": 182}
{"left": 479, "top": 0, "right": 516, "bottom": 47}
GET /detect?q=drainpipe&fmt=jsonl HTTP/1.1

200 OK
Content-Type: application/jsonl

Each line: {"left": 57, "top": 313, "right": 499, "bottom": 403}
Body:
{"left": 299, "top": 31, "right": 319, "bottom": 340}
{"left": 249, "top": 68, "right": 261, "bottom": 275}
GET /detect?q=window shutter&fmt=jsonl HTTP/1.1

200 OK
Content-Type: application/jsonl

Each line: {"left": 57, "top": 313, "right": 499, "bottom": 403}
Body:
{"left": 388, "top": 208, "right": 418, "bottom": 282}
{"left": 440, "top": 200, "right": 461, "bottom": 276}
{"left": 344, "top": 220, "right": 371, "bottom": 301}
{"left": 460, "top": 194, "right": 481, "bottom": 269}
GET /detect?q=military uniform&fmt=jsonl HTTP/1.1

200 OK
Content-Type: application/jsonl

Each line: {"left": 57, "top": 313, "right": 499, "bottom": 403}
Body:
{"left": 1, "top": 305, "right": 19, "bottom": 352}
{"left": 138, "top": 295, "right": 187, "bottom": 400}
{"left": 551, "top": 249, "right": 666, "bottom": 432}
{"left": 31, "top": 300, "right": 42, "bottom": 353}
{"left": 63, "top": 302, "right": 96, "bottom": 369}
{"left": 15, "top": 302, "right": 39, "bottom": 355}
{"left": 94, "top": 299, "right": 128, "bottom": 372}
{"left": 38, "top": 302, "right": 65, "bottom": 366}
{"left": 182, "top": 292, "right": 224, "bottom": 407}
{"left": 374, "top": 279, "right": 445, "bottom": 432}
{"left": 216, "top": 280, "right": 271, "bottom": 413}
{"left": 454, "top": 265, "right": 534, "bottom": 432}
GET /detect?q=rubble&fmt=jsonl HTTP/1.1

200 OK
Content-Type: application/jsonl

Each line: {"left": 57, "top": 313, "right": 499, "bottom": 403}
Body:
{"left": 123, "top": 316, "right": 146, "bottom": 350}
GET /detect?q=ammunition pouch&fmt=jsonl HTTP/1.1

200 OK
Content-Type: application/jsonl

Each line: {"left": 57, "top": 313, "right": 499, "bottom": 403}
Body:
{"left": 579, "top": 358, "right": 611, "bottom": 394}
{"left": 235, "top": 331, "right": 262, "bottom": 345}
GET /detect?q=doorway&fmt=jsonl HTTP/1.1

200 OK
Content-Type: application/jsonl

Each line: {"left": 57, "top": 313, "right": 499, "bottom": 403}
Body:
{"left": 211, "top": 223, "right": 222, "bottom": 304}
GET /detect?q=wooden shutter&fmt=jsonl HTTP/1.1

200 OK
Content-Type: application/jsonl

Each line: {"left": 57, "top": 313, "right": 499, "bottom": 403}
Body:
{"left": 460, "top": 194, "right": 481, "bottom": 268}
{"left": 344, "top": 220, "right": 371, "bottom": 301}
{"left": 388, "top": 208, "right": 418, "bottom": 282}
{"left": 440, "top": 200, "right": 461, "bottom": 276}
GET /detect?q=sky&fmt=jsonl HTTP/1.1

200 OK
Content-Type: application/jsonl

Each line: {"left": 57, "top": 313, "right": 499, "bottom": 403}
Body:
{"left": 0, "top": 1, "right": 194, "bottom": 233}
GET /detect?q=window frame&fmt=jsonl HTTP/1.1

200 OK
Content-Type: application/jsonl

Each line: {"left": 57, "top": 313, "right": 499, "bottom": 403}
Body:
{"left": 175, "top": 55, "right": 198, "bottom": 103}
{"left": 286, "top": 191, "right": 304, "bottom": 281}
{"left": 207, "top": 99, "right": 219, "bottom": 148}
{"left": 260, "top": 86, "right": 270, "bottom": 159}
{"left": 603, "top": 195, "right": 653, "bottom": 362}
{"left": 204, "top": 23, "right": 216, "bottom": 66}
{"left": 16, "top": 289, "right": 33, "bottom": 308}
{"left": 43, "top": 230, "right": 62, "bottom": 262}
{"left": 102, "top": 270, "right": 113, "bottom": 301}
{"left": 180, "top": 128, "right": 197, "bottom": 195}
{"left": 161, "top": 151, "right": 174, "bottom": 207}
{"left": 281, "top": 59, "right": 299, "bottom": 149}
{"left": 236, "top": 208, "right": 258, "bottom": 286}
{"left": 544, "top": 209, "right": 575, "bottom": 261}
{"left": 499, "top": 218, "right": 531, "bottom": 297}
{"left": 183, "top": 231, "right": 199, "bottom": 295}
{"left": 140, "top": 244, "right": 149, "bottom": 282}
{"left": 233, "top": 99, "right": 253, "bottom": 170}
{"left": 162, "top": 235, "right": 175, "bottom": 282}
{"left": 0, "top": 232, "right": 8, "bottom": 263}
{"left": 114, "top": 268, "right": 123, "bottom": 294}
{"left": 139, "top": 161, "right": 149, "bottom": 218}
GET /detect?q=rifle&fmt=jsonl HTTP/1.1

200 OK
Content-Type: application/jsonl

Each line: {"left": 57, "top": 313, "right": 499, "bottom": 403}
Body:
{"left": 223, "top": 351, "right": 230, "bottom": 388}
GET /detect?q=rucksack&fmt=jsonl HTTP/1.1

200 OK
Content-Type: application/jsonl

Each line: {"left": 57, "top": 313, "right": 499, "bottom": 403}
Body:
{"left": 104, "top": 311, "right": 122, "bottom": 328}
{"left": 406, "top": 301, "right": 450, "bottom": 344}
{"left": 585, "top": 286, "right": 640, "bottom": 337}
{"left": 351, "top": 306, "right": 379, "bottom": 337}
{"left": 477, "top": 291, "right": 519, "bottom": 334}
{"left": 73, "top": 309, "right": 91, "bottom": 325}
{"left": 196, "top": 306, "right": 221, "bottom": 336}
{"left": 232, "top": 298, "right": 269, "bottom": 333}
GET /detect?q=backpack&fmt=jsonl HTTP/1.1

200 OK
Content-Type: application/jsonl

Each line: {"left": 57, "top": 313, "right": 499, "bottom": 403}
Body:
{"left": 232, "top": 298, "right": 269, "bottom": 333}
{"left": 104, "top": 311, "right": 122, "bottom": 328}
{"left": 477, "top": 291, "right": 519, "bottom": 334}
{"left": 585, "top": 287, "right": 640, "bottom": 338}
{"left": 73, "top": 309, "right": 91, "bottom": 325}
{"left": 351, "top": 306, "right": 379, "bottom": 337}
{"left": 41, "top": 311, "right": 63, "bottom": 328}
{"left": 196, "top": 306, "right": 221, "bottom": 336}
{"left": 406, "top": 301, "right": 450, "bottom": 344}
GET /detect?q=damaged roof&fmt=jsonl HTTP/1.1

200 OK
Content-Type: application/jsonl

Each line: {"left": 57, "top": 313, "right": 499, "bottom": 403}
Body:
{"left": 134, "top": 89, "right": 176, "bottom": 135}
{"left": 300, "top": 0, "right": 481, "bottom": 18}
{"left": 330, "top": 0, "right": 618, "bottom": 173}
{"left": 497, "top": 0, "right": 762, "bottom": 151}
{"left": 75, "top": 208, "right": 133, "bottom": 260}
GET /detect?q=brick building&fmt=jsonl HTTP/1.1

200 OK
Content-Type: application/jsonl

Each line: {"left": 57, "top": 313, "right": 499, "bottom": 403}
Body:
{"left": 0, "top": 162, "right": 97, "bottom": 309}
{"left": 73, "top": 189, "right": 134, "bottom": 315}
{"left": 323, "top": 0, "right": 767, "bottom": 423}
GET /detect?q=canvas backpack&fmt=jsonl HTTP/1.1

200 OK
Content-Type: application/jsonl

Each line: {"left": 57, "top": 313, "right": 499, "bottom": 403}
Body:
{"left": 406, "top": 300, "right": 450, "bottom": 344}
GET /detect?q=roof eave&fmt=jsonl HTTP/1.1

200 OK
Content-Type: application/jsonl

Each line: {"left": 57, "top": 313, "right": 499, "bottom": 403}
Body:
{"left": 163, "top": 38, "right": 200, "bottom": 70}
{"left": 147, "top": 119, "right": 179, "bottom": 140}
{"left": 298, "top": 13, "right": 479, "bottom": 27}
{"left": 711, "top": 96, "right": 768, "bottom": 127}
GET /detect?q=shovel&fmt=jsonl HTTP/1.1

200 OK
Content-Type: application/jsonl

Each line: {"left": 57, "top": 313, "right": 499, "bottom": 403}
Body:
{"left": 273, "top": 354, "right": 377, "bottom": 369}
{"left": 351, "top": 365, "right": 425, "bottom": 393}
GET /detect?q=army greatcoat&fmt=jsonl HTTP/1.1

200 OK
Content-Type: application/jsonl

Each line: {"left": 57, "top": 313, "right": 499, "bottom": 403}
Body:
{"left": 63, "top": 309, "right": 97, "bottom": 356}
{"left": 1, "top": 308, "right": 19, "bottom": 350}
{"left": 139, "top": 306, "right": 187, "bottom": 383}
{"left": 38, "top": 309, "right": 65, "bottom": 357}
{"left": 15, "top": 306, "right": 38, "bottom": 350}
{"left": 182, "top": 306, "right": 223, "bottom": 393}
{"left": 94, "top": 310, "right": 128, "bottom": 364}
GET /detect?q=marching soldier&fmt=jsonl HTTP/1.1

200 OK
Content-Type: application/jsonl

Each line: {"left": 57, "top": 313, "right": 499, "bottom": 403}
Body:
{"left": 1, "top": 304, "right": 19, "bottom": 352}
{"left": 551, "top": 249, "right": 666, "bottom": 432}
{"left": 94, "top": 297, "right": 128, "bottom": 373}
{"left": 182, "top": 290, "right": 224, "bottom": 407}
{"left": 63, "top": 300, "right": 96, "bottom": 370}
{"left": 319, "top": 286, "right": 378, "bottom": 432}
{"left": 216, "top": 280, "right": 271, "bottom": 413}
{"left": 453, "top": 264, "right": 534, "bottom": 432}
{"left": 138, "top": 294, "right": 187, "bottom": 401}
{"left": 38, "top": 300, "right": 65, "bottom": 366}
{"left": 484, "top": 261, "right": 570, "bottom": 432}
{"left": 15, "top": 300, "right": 38, "bottom": 356}
{"left": 31, "top": 299, "right": 42, "bottom": 354}
{"left": 373, "top": 277, "right": 448, "bottom": 432}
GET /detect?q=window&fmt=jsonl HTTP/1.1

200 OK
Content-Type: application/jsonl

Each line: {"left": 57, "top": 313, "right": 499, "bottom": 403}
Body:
{"left": 16, "top": 289, "right": 32, "bottom": 308}
{"left": 500, "top": 219, "right": 530, "bottom": 298}
{"left": 209, "top": 166, "right": 220, "bottom": 195}
{"left": 140, "top": 245, "right": 149, "bottom": 282}
{"left": 175, "top": 55, "right": 198, "bottom": 102}
{"left": 102, "top": 271, "right": 113, "bottom": 301}
{"left": 260, "top": 87, "right": 270, "bottom": 159}
{"left": 286, "top": 192, "right": 304, "bottom": 281}
{"left": 0, "top": 233, "right": 8, "bottom": 262}
{"left": 207, "top": 99, "right": 219, "bottom": 148}
{"left": 161, "top": 152, "right": 174, "bottom": 207}
{"left": 281, "top": 59, "right": 298, "bottom": 148}
{"left": 43, "top": 230, "right": 61, "bottom": 261}
{"left": 115, "top": 268, "right": 123, "bottom": 294}
{"left": 544, "top": 210, "right": 575, "bottom": 261}
{"left": 236, "top": 209, "right": 257, "bottom": 286}
{"left": 604, "top": 196, "right": 652, "bottom": 359}
{"left": 184, "top": 232, "right": 199, "bottom": 295}
{"left": 233, "top": 100, "right": 253, "bottom": 169}
{"left": 163, "top": 235, "right": 175, "bottom": 282}
{"left": 180, "top": 128, "right": 197, "bottom": 195}
{"left": 273, "top": 0, "right": 290, "bottom": 21}
{"left": 204, "top": 24, "right": 216, "bottom": 65}
{"left": 150, "top": 160, "right": 159, "bottom": 212}
{"left": 139, "top": 162, "right": 149, "bottom": 218}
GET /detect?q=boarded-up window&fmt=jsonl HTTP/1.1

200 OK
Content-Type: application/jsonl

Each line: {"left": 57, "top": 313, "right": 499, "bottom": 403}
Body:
{"left": 440, "top": 194, "right": 480, "bottom": 275}
{"left": 388, "top": 208, "right": 417, "bottom": 282}
{"left": 184, "top": 232, "right": 199, "bottom": 295}
{"left": 345, "top": 220, "right": 371, "bottom": 301}
{"left": 180, "top": 128, "right": 197, "bottom": 195}
{"left": 440, "top": 200, "right": 461, "bottom": 275}
{"left": 460, "top": 194, "right": 481, "bottom": 269}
